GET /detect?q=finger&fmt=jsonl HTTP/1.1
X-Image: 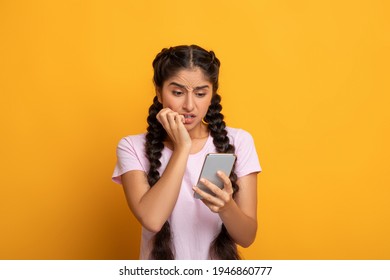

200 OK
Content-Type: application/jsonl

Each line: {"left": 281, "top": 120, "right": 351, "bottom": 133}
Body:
{"left": 166, "top": 111, "right": 179, "bottom": 128}
{"left": 201, "top": 200, "right": 221, "bottom": 213}
{"left": 156, "top": 108, "right": 170, "bottom": 125}
{"left": 200, "top": 178, "right": 221, "bottom": 195}
{"left": 193, "top": 185, "right": 210, "bottom": 200}
{"left": 217, "top": 171, "right": 234, "bottom": 195}
{"left": 156, "top": 107, "right": 171, "bottom": 118}
{"left": 195, "top": 189, "right": 224, "bottom": 209}
{"left": 176, "top": 114, "right": 185, "bottom": 124}
{"left": 197, "top": 179, "right": 225, "bottom": 200}
{"left": 158, "top": 109, "right": 180, "bottom": 134}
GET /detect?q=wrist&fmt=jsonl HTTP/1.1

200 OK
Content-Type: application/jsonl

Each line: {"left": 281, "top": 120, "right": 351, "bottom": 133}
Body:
{"left": 173, "top": 142, "right": 191, "bottom": 152}
{"left": 172, "top": 144, "right": 191, "bottom": 156}
{"left": 219, "top": 198, "right": 237, "bottom": 216}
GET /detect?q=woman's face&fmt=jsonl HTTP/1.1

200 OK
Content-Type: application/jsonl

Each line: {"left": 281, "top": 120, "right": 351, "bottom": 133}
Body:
{"left": 157, "top": 67, "right": 213, "bottom": 134}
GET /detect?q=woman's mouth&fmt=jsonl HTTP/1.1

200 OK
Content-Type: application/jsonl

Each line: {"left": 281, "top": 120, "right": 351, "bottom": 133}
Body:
{"left": 183, "top": 114, "right": 196, "bottom": 124}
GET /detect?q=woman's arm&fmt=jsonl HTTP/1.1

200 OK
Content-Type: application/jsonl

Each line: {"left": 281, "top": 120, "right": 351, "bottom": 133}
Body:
{"left": 121, "top": 109, "right": 191, "bottom": 233}
{"left": 193, "top": 172, "right": 258, "bottom": 247}
{"left": 121, "top": 147, "right": 189, "bottom": 233}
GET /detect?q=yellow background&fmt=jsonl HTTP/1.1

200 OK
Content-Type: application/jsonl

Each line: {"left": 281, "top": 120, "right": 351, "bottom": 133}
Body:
{"left": 1, "top": 0, "right": 389, "bottom": 259}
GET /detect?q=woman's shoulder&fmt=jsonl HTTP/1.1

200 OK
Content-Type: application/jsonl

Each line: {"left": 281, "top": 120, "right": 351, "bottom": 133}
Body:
{"left": 117, "top": 132, "right": 147, "bottom": 149}
{"left": 226, "top": 126, "right": 254, "bottom": 140}
{"left": 121, "top": 132, "right": 147, "bottom": 141}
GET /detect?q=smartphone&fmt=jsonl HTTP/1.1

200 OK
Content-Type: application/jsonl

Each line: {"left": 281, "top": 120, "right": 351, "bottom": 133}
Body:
{"left": 194, "top": 153, "right": 237, "bottom": 199}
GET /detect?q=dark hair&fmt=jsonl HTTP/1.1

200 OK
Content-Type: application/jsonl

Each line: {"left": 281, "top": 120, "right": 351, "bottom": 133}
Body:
{"left": 145, "top": 45, "right": 240, "bottom": 260}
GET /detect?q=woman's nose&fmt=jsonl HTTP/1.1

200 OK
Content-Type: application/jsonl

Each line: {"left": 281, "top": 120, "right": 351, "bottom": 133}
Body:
{"left": 183, "top": 94, "right": 194, "bottom": 111}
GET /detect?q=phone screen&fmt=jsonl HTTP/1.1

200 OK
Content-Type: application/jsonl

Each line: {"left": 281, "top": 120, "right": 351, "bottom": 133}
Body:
{"left": 194, "top": 153, "right": 236, "bottom": 199}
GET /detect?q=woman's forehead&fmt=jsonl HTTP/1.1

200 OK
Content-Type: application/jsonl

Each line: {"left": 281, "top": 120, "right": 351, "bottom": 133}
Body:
{"left": 164, "top": 67, "right": 211, "bottom": 88}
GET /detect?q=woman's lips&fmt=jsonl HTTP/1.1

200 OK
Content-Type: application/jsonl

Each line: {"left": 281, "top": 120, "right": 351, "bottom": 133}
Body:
{"left": 182, "top": 114, "right": 196, "bottom": 124}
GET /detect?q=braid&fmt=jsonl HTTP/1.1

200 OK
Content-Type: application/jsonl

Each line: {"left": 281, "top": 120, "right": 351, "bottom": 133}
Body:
{"left": 145, "top": 96, "right": 165, "bottom": 186}
{"left": 145, "top": 96, "right": 174, "bottom": 259}
{"left": 205, "top": 93, "right": 241, "bottom": 260}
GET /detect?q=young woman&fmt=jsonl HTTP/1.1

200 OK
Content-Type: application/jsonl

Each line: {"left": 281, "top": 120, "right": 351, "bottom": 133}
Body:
{"left": 112, "top": 45, "right": 261, "bottom": 260}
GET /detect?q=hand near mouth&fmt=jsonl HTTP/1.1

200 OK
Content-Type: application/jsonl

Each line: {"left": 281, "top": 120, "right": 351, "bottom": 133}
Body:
{"left": 156, "top": 108, "right": 192, "bottom": 151}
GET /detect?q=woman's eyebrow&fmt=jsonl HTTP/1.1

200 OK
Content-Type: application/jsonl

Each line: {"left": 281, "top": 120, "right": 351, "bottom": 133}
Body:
{"left": 168, "top": 82, "right": 186, "bottom": 89}
{"left": 168, "top": 82, "right": 209, "bottom": 90}
{"left": 194, "top": 85, "right": 210, "bottom": 90}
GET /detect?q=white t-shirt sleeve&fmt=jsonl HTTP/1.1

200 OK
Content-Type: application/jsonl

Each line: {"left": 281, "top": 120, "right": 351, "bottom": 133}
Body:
{"left": 233, "top": 129, "right": 262, "bottom": 178}
{"left": 112, "top": 136, "right": 146, "bottom": 184}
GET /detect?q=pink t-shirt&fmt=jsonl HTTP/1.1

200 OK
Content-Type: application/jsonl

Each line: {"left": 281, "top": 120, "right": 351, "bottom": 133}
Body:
{"left": 112, "top": 127, "right": 261, "bottom": 259}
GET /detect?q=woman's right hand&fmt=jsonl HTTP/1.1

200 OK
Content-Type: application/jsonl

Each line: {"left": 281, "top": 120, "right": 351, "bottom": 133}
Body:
{"left": 156, "top": 108, "right": 192, "bottom": 150}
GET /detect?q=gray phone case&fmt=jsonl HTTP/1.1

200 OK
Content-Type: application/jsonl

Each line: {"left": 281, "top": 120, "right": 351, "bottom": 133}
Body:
{"left": 194, "top": 153, "right": 236, "bottom": 199}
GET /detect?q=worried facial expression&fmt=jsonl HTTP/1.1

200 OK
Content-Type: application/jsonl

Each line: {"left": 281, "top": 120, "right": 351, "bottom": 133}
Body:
{"left": 157, "top": 67, "right": 213, "bottom": 132}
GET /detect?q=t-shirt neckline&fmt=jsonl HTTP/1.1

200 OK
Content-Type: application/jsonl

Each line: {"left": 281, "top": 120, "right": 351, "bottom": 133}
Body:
{"left": 163, "top": 133, "right": 212, "bottom": 157}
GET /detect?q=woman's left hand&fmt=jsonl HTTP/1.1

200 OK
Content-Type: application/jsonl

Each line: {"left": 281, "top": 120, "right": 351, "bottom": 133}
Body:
{"left": 192, "top": 171, "right": 235, "bottom": 213}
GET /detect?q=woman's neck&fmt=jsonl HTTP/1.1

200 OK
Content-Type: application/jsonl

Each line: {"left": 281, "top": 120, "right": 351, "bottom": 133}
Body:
{"left": 188, "top": 123, "right": 209, "bottom": 139}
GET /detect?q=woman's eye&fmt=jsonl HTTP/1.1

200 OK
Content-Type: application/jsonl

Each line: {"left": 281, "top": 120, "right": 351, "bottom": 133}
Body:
{"left": 172, "top": 91, "right": 183, "bottom": 96}
{"left": 196, "top": 92, "right": 206, "bottom": 97}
